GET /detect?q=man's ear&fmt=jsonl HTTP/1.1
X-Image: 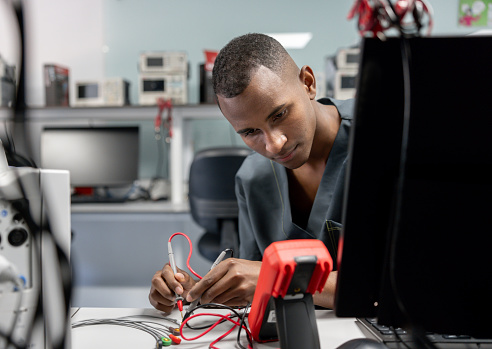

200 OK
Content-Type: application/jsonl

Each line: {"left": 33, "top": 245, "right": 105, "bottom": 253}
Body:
{"left": 299, "top": 65, "right": 317, "bottom": 100}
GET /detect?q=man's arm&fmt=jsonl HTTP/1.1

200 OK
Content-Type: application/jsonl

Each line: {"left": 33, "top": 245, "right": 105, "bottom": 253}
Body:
{"left": 313, "top": 270, "right": 337, "bottom": 309}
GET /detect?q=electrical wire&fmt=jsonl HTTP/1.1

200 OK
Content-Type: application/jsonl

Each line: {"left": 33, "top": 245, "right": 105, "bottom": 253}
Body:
{"left": 168, "top": 232, "right": 203, "bottom": 280}
{"left": 155, "top": 128, "right": 165, "bottom": 178}
{"left": 166, "top": 234, "right": 253, "bottom": 348}
{"left": 236, "top": 302, "right": 252, "bottom": 349}
{"left": 179, "top": 303, "right": 253, "bottom": 349}
{"left": 72, "top": 316, "right": 182, "bottom": 348}
{"left": 183, "top": 303, "right": 242, "bottom": 330}
{"left": 387, "top": 37, "right": 437, "bottom": 349}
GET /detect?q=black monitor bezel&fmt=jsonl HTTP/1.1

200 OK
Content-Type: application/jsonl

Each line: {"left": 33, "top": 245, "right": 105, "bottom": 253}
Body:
{"left": 334, "top": 36, "right": 492, "bottom": 338}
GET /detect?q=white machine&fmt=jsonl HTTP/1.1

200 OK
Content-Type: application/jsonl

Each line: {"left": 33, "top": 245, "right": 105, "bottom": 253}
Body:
{"left": 334, "top": 69, "right": 359, "bottom": 100}
{"left": 138, "top": 73, "right": 188, "bottom": 105}
{"left": 336, "top": 47, "right": 360, "bottom": 70}
{"left": 0, "top": 141, "right": 71, "bottom": 349}
{"left": 139, "top": 51, "right": 188, "bottom": 74}
{"left": 333, "top": 47, "right": 360, "bottom": 100}
{"left": 138, "top": 51, "right": 188, "bottom": 105}
{"left": 73, "top": 77, "right": 130, "bottom": 107}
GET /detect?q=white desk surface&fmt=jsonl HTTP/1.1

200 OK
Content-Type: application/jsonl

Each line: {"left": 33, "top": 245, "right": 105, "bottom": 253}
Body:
{"left": 70, "top": 307, "right": 367, "bottom": 349}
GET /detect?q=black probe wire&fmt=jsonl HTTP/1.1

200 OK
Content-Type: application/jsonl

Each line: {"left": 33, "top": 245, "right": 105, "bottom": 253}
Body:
{"left": 236, "top": 302, "right": 253, "bottom": 349}
{"left": 361, "top": 4, "right": 435, "bottom": 348}
{"left": 183, "top": 302, "right": 244, "bottom": 330}
{"left": 181, "top": 248, "right": 235, "bottom": 322}
{"left": 182, "top": 302, "right": 252, "bottom": 349}
{"left": 387, "top": 35, "right": 437, "bottom": 349}
{"left": 181, "top": 305, "right": 246, "bottom": 336}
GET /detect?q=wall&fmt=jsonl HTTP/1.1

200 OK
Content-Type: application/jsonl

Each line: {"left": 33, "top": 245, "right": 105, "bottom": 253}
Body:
{"left": 102, "top": 0, "right": 359, "bottom": 105}
{"left": 1, "top": 0, "right": 487, "bottom": 108}
{"left": 0, "top": 0, "right": 106, "bottom": 107}
{"left": 102, "top": 0, "right": 483, "bottom": 106}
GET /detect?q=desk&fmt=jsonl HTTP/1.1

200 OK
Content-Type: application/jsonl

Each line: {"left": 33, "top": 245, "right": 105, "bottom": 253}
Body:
{"left": 70, "top": 307, "right": 366, "bottom": 348}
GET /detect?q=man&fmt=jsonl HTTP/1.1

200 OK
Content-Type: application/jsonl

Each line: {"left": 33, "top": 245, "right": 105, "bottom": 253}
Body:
{"left": 149, "top": 33, "right": 354, "bottom": 313}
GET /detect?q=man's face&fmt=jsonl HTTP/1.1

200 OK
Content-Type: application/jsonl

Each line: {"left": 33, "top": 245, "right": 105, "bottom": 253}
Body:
{"left": 217, "top": 65, "right": 317, "bottom": 170}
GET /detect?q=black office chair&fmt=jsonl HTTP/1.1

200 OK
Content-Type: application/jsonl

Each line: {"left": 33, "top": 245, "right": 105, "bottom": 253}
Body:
{"left": 188, "top": 147, "right": 251, "bottom": 262}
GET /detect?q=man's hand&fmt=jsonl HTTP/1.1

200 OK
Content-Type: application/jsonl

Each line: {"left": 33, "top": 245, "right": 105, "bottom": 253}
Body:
{"left": 149, "top": 264, "right": 196, "bottom": 313}
{"left": 186, "top": 258, "right": 261, "bottom": 306}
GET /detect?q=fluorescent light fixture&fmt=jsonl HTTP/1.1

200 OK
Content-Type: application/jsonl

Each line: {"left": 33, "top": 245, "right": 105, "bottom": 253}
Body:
{"left": 265, "top": 32, "right": 313, "bottom": 49}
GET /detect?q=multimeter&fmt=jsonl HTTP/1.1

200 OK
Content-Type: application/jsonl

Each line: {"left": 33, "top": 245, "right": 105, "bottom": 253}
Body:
{"left": 248, "top": 239, "right": 333, "bottom": 349}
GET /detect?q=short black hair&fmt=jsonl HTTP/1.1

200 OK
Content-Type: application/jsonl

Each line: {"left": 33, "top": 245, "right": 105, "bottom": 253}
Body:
{"left": 212, "top": 33, "right": 292, "bottom": 98}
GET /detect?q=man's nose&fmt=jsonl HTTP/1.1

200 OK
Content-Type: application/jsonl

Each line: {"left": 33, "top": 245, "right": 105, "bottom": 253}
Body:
{"left": 264, "top": 130, "right": 287, "bottom": 155}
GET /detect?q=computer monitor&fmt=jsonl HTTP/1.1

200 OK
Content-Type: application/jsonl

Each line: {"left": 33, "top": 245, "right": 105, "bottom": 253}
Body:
{"left": 40, "top": 126, "right": 140, "bottom": 188}
{"left": 334, "top": 36, "right": 492, "bottom": 338}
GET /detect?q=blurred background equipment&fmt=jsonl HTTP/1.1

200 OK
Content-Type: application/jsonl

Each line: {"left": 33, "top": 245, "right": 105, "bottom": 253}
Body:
{"left": 40, "top": 126, "right": 140, "bottom": 203}
{"left": 0, "top": 141, "right": 72, "bottom": 349}
{"left": 0, "top": 55, "right": 16, "bottom": 108}
{"left": 73, "top": 77, "right": 130, "bottom": 107}
{"left": 333, "top": 47, "right": 360, "bottom": 100}
{"left": 199, "top": 50, "right": 218, "bottom": 104}
{"left": 138, "top": 51, "right": 188, "bottom": 105}
{"left": 44, "top": 63, "right": 69, "bottom": 107}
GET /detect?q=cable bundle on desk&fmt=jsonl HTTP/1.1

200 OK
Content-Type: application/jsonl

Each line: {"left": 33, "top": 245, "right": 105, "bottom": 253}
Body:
{"left": 168, "top": 232, "right": 253, "bottom": 348}
{"left": 180, "top": 303, "right": 253, "bottom": 349}
{"left": 72, "top": 315, "right": 182, "bottom": 348}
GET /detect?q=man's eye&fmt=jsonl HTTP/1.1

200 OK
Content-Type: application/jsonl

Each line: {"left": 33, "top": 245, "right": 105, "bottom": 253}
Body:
{"left": 273, "top": 109, "right": 286, "bottom": 121}
{"left": 243, "top": 129, "right": 257, "bottom": 137}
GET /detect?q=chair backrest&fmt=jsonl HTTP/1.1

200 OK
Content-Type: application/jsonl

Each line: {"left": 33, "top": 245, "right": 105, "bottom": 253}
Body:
{"left": 188, "top": 147, "right": 251, "bottom": 234}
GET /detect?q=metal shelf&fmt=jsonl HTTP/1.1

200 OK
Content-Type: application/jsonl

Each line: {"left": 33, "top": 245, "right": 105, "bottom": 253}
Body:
{"left": 1, "top": 104, "right": 221, "bottom": 121}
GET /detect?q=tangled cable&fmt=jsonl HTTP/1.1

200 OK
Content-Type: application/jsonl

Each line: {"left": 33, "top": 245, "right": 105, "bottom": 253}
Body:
{"left": 348, "top": 0, "right": 434, "bottom": 38}
{"left": 72, "top": 315, "right": 182, "bottom": 348}
{"left": 168, "top": 232, "right": 250, "bottom": 348}
{"left": 180, "top": 303, "right": 253, "bottom": 349}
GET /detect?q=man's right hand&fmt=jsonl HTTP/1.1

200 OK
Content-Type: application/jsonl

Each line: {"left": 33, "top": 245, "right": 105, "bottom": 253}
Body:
{"left": 148, "top": 263, "right": 196, "bottom": 313}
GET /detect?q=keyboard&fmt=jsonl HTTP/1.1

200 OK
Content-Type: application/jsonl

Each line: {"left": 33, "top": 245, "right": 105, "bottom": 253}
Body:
{"left": 357, "top": 318, "right": 492, "bottom": 349}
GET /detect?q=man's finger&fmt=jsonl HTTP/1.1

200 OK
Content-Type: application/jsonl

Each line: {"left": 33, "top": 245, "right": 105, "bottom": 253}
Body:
{"left": 186, "top": 262, "right": 229, "bottom": 301}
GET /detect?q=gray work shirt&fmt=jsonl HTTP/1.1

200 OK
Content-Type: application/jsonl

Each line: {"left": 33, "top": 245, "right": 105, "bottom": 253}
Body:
{"left": 234, "top": 98, "right": 354, "bottom": 269}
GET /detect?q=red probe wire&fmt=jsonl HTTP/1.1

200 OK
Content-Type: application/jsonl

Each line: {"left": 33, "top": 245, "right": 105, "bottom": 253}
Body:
{"left": 168, "top": 232, "right": 203, "bottom": 312}
{"left": 155, "top": 98, "right": 173, "bottom": 138}
{"left": 179, "top": 312, "right": 253, "bottom": 349}
{"left": 168, "top": 232, "right": 203, "bottom": 279}
{"left": 169, "top": 233, "right": 252, "bottom": 348}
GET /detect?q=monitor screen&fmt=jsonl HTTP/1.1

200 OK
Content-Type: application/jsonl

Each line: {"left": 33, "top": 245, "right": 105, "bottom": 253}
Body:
{"left": 40, "top": 126, "right": 139, "bottom": 188}
{"left": 143, "top": 79, "right": 165, "bottom": 92}
{"left": 147, "top": 57, "right": 163, "bottom": 67}
{"left": 334, "top": 36, "right": 492, "bottom": 339}
{"left": 77, "top": 84, "right": 99, "bottom": 99}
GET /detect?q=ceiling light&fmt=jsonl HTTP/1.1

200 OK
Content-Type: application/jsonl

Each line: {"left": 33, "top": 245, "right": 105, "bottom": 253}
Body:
{"left": 265, "top": 32, "right": 313, "bottom": 49}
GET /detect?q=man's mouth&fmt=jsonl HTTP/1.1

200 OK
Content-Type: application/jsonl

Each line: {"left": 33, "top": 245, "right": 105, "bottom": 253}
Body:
{"left": 275, "top": 145, "right": 297, "bottom": 162}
